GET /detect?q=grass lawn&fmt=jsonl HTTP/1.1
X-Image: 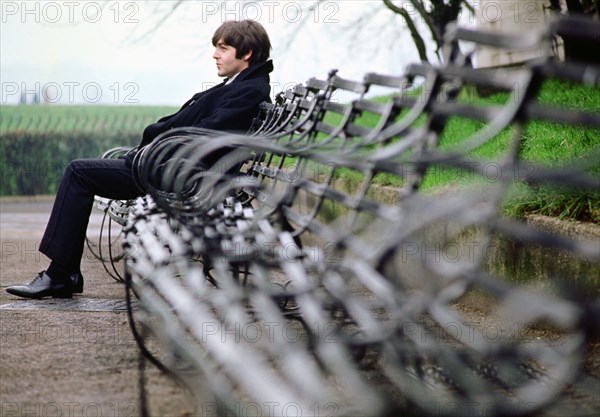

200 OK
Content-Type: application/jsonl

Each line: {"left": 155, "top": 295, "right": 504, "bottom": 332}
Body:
{"left": 0, "top": 104, "right": 176, "bottom": 133}
{"left": 1, "top": 79, "right": 598, "bottom": 221}
{"left": 316, "top": 78, "right": 599, "bottom": 222}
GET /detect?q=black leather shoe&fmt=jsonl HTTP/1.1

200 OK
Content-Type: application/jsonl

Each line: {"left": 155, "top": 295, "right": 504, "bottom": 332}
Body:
{"left": 6, "top": 271, "right": 73, "bottom": 299}
{"left": 71, "top": 272, "right": 84, "bottom": 294}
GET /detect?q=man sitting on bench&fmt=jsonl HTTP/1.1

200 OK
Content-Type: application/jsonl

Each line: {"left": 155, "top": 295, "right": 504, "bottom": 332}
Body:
{"left": 6, "top": 19, "right": 274, "bottom": 299}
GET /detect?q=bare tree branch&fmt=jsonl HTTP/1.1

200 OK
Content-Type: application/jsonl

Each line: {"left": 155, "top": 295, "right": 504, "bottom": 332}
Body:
{"left": 409, "top": 0, "right": 444, "bottom": 47}
{"left": 460, "top": 0, "right": 475, "bottom": 14}
{"left": 131, "top": 0, "right": 185, "bottom": 43}
{"left": 383, "top": 0, "right": 430, "bottom": 63}
{"left": 127, "top": 0, "right": 474, "bottom": 65}
{"left": 279, "top": 0, "right": 328, "bottom": 52}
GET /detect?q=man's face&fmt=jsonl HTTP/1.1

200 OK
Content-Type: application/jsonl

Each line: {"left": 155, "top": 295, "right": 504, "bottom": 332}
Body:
{"left": 213, "top": 39, "right": 251, "bottom": 78}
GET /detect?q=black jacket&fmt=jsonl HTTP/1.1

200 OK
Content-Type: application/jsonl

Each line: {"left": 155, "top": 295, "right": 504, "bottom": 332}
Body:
{"left": 139, "top": 59, "right": 273, "bottom": 148}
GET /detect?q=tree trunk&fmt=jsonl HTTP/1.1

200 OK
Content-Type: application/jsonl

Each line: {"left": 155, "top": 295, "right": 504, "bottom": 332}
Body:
{"left": 383, "top": 0, "right": 430, "bottom": 63}
{"left": 562, "top": 0, "right": 600, "bottom": 64}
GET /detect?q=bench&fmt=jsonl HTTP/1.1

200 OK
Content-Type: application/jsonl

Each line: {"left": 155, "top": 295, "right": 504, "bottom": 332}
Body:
{"left": 119, "top": 15, "right": 599, "bottom": 417}
{"left": 86, "top": 74, "right": 334, "bottom": 282}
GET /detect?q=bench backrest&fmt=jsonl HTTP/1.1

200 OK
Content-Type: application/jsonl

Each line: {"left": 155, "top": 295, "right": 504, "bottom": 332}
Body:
{"left": 125, "top": 14, "right": 600, "bottom": 417}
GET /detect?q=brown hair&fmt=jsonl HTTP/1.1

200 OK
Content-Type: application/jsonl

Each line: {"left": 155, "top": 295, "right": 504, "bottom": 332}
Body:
{"left": 212, "top": 20, "right": 271, "bottom": 65}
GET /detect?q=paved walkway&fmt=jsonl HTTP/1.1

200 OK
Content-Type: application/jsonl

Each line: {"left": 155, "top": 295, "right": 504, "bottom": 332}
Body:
{"left": 2, "top": 198, "right": 598, "bottom": 417}
{"left": 0, "top": 198, "right": 198, "bottom": 417}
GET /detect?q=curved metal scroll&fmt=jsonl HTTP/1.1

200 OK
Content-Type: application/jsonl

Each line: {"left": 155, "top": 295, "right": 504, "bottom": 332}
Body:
{"left": 124, "top": 14, "right": 600, "bottom": 417}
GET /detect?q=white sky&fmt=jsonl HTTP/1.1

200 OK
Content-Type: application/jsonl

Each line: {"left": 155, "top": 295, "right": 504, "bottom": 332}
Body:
{"left": 0, "top": 0, "right": 468, "bottom": 106}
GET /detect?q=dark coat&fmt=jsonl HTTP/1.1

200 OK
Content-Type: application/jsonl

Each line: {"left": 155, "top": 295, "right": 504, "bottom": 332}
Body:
{"left": 140, "top": 59, "right": 274, "bottom": 148}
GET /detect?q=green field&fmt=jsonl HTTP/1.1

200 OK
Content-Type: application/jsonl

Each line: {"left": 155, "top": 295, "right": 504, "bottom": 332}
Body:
{"left": 0, "top": 105, "right": 173, "bottom": 196}
{"left": 319, "top": 78, "right": 600, "bottom": 222}
{"left": 1, "top": 80, "right": 599, "bottom": 222}
{"left": 0, "top": 105, "right": 177, "bottom": 134}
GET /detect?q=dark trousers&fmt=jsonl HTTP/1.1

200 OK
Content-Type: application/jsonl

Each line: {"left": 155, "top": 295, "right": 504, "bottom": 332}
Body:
{"left": 39, "top": 158, "right": 144, "bottom": 271}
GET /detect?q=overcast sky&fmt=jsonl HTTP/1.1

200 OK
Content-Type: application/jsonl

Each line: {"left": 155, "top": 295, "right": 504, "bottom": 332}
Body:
{"left": 0, "top": 0, "right": 465, "bottom": 106}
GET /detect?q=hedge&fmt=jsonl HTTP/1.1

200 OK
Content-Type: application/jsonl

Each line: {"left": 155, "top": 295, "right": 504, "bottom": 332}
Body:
{"left": 1, "top": 131, "right": 140, "bottom": 196}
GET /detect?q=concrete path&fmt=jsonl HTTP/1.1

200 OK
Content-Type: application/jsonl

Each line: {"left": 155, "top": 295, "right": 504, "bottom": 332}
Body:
{"left": 2, "top": 198, "right": 598, "bottom": 417}
{"left": 0, "top": 197, "right": 198, "bottom": 417}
